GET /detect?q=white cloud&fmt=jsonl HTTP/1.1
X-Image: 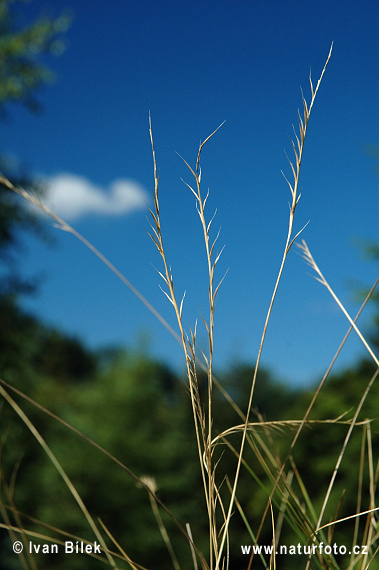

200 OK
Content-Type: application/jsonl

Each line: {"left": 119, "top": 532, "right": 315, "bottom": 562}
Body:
{"left": 42, "top": 173, "right": 149, "bottom": 221}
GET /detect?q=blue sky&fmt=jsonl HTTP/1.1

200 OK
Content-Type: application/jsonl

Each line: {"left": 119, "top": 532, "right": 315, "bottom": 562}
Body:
{"left": 3, "top": 0, "right": 378, "bottom": 386}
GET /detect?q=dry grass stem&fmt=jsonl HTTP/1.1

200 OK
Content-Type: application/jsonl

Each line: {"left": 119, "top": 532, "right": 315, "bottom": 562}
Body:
{"left": 216, "top": 44, "right": 334, "bottom": 569}
{"left": 297, "top": 239, "right": 379, "bottom": 366}
{"left": 149, "top": 112, "right": 231, "bottom": 568}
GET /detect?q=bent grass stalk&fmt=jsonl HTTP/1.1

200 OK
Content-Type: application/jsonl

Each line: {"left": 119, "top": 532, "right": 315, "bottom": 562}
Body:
{"left": 297, "top": 240, "right": 379, "bottom": 368}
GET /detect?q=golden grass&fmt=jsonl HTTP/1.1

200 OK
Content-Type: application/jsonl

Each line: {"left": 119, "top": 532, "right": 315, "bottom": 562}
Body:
{"left": 1, "top": 42, "right": 378, "bottom": 569}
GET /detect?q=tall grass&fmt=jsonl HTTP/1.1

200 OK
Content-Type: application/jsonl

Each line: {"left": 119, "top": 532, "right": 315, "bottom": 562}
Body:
{"left": 1, "top": 43, "right": 378, "bottom": 569}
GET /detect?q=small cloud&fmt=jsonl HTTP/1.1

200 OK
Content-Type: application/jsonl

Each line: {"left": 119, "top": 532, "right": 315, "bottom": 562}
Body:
{"left": 43, "top": 173, "right": 149, "bottom": 221}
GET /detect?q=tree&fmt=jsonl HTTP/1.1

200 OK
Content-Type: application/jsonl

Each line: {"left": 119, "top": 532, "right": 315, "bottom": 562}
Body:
{"left": 0, "top": 0, "right": 70, "bottom": 115}
{"left": 0, "top": 349, "right": 208, "bottom": 570}
{"left": 0, "top": 0, "right": 70, "bottom": 296}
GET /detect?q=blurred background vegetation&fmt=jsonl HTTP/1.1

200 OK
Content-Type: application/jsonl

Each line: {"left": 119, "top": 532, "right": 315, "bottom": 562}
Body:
{"left": 0, "top": 1, "right": 378, "bottom": 568}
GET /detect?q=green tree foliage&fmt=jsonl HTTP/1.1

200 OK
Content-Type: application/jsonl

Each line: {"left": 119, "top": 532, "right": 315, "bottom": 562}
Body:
{"left": 0, "top": 305, "right": 99, "bottom": 568}
{"left": 271, "top": 356, "right": 379, "bottom": 567}
{"left": 0, "top": 0, "right": 70, "bottom": 115}
{"left": 0, "top": 0, "right": 70, "bottom": 296}
{"left": 0, "top": 349, "right": 208, "bottom": 569}
{"left": 0, "top": 297, "right": 97, "bottom": 385}
{"left": 362, "top": 243, "right": 379, "bottom": 349}
{"left": 1, "top": 328, "right": 378, "bottom": 569}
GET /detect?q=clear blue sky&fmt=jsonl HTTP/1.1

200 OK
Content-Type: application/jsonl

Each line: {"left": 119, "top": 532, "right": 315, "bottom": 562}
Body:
{"left": 3, "top": 0, "right": 378, "bottom": 386}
